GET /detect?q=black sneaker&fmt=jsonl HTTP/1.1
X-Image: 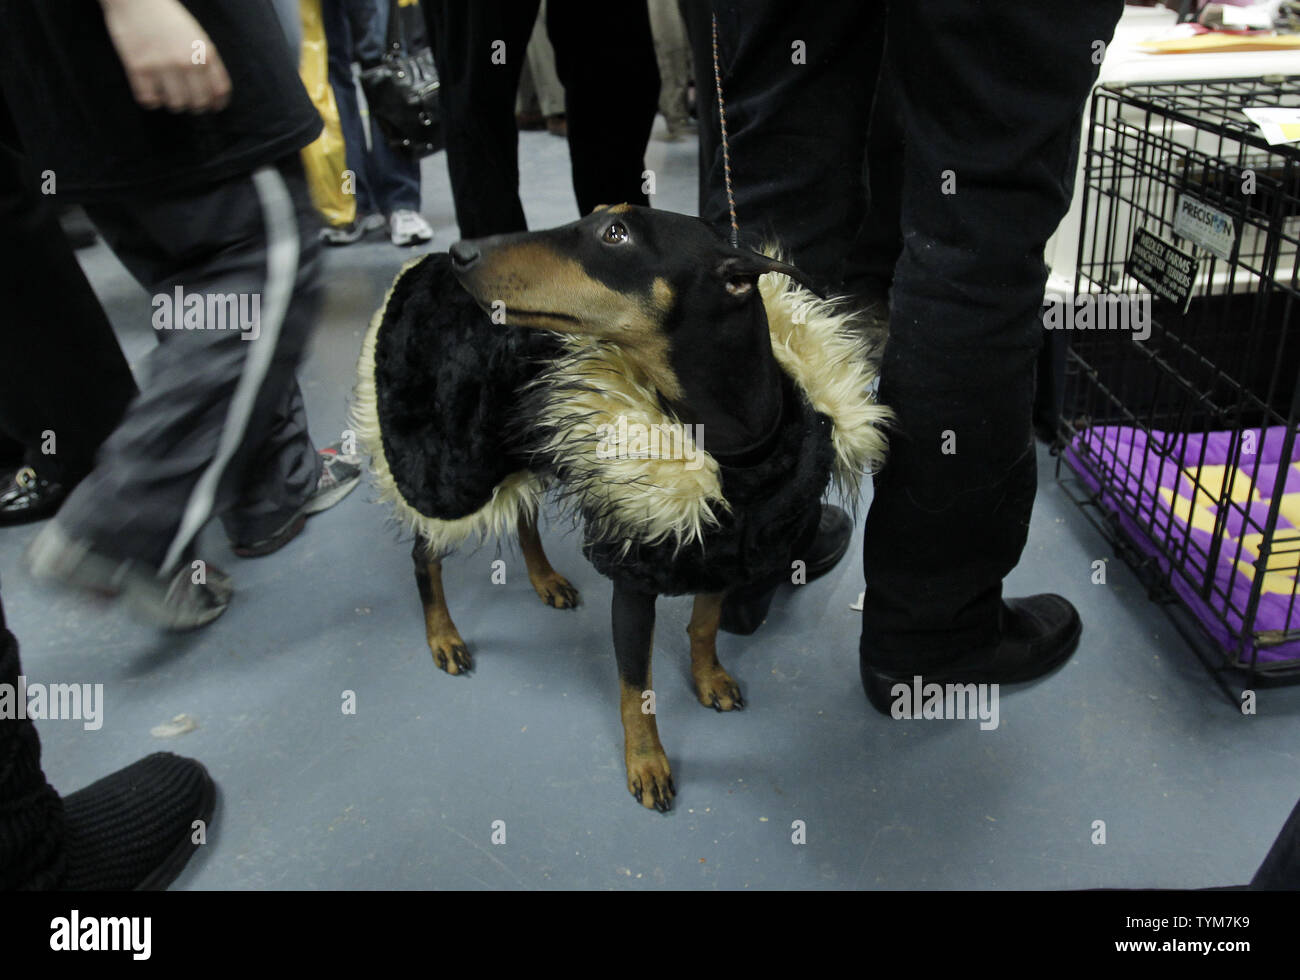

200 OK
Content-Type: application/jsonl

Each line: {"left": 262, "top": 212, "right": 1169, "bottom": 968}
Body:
{"left": 719, "top": 504, "right": 853, "bottom": 635}
{"left": 859, "top": 593, "right": 1083, "bottom": 716}
{"left": 26, "top": 522, "right": 233, "bottom": 630}
{"left": 231, "top": 443, "right": 362, "bottom": 557}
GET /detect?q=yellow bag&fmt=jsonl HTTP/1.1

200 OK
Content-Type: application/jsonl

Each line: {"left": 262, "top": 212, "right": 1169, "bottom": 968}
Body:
{"left": 299, "top": 0, "right": 356, "bottom": 227}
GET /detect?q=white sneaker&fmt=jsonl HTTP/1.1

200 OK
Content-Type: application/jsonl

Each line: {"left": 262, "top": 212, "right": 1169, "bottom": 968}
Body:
{"left": 389, "top": 210, "right": 434, "bottom": 247}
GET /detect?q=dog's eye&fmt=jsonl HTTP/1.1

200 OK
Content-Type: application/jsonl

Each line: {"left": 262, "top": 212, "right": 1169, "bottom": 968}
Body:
{"left": 602, "top": 222, "right": 629, "bottom": 245}
{"left": 725, "top": 277, "right": 754, "bottom": 297}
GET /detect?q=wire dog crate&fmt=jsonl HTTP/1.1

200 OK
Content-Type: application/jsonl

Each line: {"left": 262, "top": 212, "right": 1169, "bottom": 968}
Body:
{"left": 1057, "top": 76, "right": 1300, "bottom": 690}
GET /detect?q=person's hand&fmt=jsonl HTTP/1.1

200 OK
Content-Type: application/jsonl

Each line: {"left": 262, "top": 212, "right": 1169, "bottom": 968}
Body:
{"left": 98, "top": 0, "right": 232, "bottom": 113}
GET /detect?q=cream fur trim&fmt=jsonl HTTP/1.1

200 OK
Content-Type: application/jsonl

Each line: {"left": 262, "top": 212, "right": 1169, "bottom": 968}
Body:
{"left": 528, "top": 340, "right": 729, "bottom": 553}
{"left": 349, "top": 258, "right": 544, "bottom": 555}
{"left": 531, "top": 271, "right": 892, "bottom": 552}
{"left": 758, "top": 269, "right": 893, "bottom": 498}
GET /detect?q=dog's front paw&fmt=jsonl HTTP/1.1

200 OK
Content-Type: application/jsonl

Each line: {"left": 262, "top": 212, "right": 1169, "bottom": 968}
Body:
{"left": 531, "top": 571, "right": 580, "bottom": 609}
{"left": 693, "top": 666, "right": 745, "bottom": 712}
{"left": 427, "top": 628, "right": 473, "bottom": 675}
{"left": 626, "top": 746, "right": 675, "bottom": 812}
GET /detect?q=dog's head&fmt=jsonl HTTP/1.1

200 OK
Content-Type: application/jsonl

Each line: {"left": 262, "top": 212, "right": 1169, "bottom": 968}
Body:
{"left": 449, "top": 205, "right": 817, "bottom": 397}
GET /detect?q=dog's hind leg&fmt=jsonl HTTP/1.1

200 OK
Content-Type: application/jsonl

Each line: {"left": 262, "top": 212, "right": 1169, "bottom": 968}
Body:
{"left": 687, "top": 593, "right": 745, "bottom": 711}
{"left": 613, "top": 582, "right": 674, "bottom": 812}
{"left": 518, "top": 511, "right": 580, "bottom": 609}
{"left": 413, "top": 538, "right": 472, "bottom": 675}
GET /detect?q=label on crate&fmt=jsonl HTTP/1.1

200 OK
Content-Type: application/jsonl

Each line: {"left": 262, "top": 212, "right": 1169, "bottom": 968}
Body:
{"left": 1126, "top": 228, "right": 1197, "bottom": 314}
{"left": 1173, "top": 193, "right": 1237, "bottom": 261}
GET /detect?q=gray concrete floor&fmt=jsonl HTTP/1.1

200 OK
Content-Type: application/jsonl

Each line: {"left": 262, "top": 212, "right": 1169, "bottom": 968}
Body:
{"left": 3, "top": 121, "right": 1299, "bottom": 890}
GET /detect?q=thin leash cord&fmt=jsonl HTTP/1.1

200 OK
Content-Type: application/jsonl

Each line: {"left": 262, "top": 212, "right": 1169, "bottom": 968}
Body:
{"left": 711, "top": 12, "right": 739, "bottom": 247}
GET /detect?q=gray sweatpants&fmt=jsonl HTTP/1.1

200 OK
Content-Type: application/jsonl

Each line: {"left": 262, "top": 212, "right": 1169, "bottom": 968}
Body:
{"left": 57, "top": 156, "right": 323, "bottom": 574}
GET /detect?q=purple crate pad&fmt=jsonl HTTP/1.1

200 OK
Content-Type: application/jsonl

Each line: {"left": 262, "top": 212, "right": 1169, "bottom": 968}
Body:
{"left": 1065, "top": 425, "right": 1300, "bottom": 668}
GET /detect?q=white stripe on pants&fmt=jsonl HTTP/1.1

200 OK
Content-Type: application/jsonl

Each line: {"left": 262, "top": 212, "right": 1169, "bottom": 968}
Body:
{"left": 159, "top": 165, "right": 299, "bottom": 575}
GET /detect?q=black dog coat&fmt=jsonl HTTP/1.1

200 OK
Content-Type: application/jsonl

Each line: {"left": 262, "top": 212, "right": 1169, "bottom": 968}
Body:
{"left": 352, "top": 253, "right": 890, "bottom": 595}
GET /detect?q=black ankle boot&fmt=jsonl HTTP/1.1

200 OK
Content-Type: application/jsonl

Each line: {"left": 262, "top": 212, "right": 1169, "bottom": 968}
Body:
{"left": 719, "top": 504, "right": 853, "bottom": 635}
{"left": 59, "top": 752, "right": 217, "bottom": 890}
{"left": 860, "top": 593, "right": 1083, "bottom": 716}
{"left": 0, "top": 591, "right": 216, "bottom": 889}
{"left": 0, "top": 596, "right": 66, "bottom": 889}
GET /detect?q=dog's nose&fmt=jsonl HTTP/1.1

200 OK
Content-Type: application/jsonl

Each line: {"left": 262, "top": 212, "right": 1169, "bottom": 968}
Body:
{"left": 449, "top": 241, "right": 481, "bottom": 269}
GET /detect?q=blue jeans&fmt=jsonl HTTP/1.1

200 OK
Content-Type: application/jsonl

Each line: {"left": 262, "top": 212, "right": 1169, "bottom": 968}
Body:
{"left": 322, "top": 0, "right": 422, "bottom": 216}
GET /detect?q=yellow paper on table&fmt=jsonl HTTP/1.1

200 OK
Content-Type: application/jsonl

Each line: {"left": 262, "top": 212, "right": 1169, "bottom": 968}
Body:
{"left": 1138, "top": 32, "right": 1300, "bottom": 54}
{"left": 298, "top": 0, "right": 356, "bottom": 227}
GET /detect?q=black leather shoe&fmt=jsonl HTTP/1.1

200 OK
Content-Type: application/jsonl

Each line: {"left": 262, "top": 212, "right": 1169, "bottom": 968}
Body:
{"left": 860, "top": 593, "right": 1083, "bottom": 716}
{"left": 719, "top": 504, "right": 854, "bottom": 635}
{"left": 0, "top": 466, "right": 68, "bottom": 526}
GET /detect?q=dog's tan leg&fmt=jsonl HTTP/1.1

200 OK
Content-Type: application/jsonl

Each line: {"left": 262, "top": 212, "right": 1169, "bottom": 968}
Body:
{"left": 620, "top": 676, "right": 674, "bottom": 811}
{"left": 517, "top": 512, "right": 580, "bottom": 609}
{"left": 614, "top": 582, "right": 673, "bottom": 811}
{"left": 688, "top": 593, "right": 745, "bottom": 711}
{"left": 413, "top": 539, "right": 472, "bottom": 675}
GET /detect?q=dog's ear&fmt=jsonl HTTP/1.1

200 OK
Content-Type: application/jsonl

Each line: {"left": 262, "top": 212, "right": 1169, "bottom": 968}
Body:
{"left": 714, "top": 250, "right": 826, "bottom": 299}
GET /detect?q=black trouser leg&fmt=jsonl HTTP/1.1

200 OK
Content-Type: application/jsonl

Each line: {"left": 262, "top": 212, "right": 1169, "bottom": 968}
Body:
{"left": 426, "top": 0, "right": 539, "bottom": 237}
{"left": 685, "top": 0, "right": 880, "bottom": 286}
{"left": 0, "top": 107, "right": 137, "bottom": 486}
{"left": 219, "top": 378, "right": 321, "bottom": 546}
{"left": 546, "top": 0, "right": 659, "bottom": 215}
{"left": 680, "top": 0, "right": 714, "bottom": 212}
{"left": 57, "top": 156, "right": 322, "bottom": 573}
{"left": 860, "top": 0, "right": 1122, "bottom": 664}
{"left": 842, "top": 37, "right": 905, "bottom": 305}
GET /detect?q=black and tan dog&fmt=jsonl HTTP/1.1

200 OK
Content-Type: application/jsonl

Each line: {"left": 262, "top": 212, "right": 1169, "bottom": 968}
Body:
{"left": 352, "top": 205, "right": 889, "bottom": 811}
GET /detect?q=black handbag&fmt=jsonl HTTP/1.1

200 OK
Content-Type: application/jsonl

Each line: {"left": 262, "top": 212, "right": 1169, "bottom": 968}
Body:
{"left": 359, "top": 0, "right": 444, "bottom": 157}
